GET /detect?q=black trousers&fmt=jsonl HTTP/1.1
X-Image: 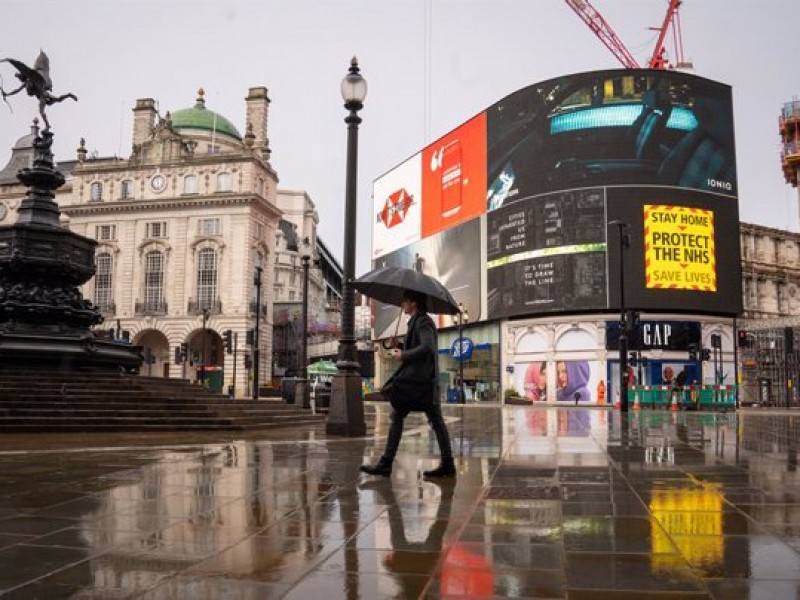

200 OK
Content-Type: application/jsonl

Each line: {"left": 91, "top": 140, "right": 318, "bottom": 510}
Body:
{"left": 382, "top": 400, "right": 453, "bottom": 462}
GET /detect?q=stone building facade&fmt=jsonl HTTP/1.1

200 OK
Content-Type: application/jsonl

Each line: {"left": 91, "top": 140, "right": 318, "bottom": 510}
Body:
{"left": 739, "top": 222, "right": 800, "bottom": 320}
{"left": 0, "top": 88, "right": 282, "bottom": 396}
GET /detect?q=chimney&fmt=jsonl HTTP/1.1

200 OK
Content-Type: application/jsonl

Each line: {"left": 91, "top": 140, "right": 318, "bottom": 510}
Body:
{"left": 132, "top": 98, "right": 157, "bottom": 148}
{"left": 245, "top": 87, "right": 271, "bottom": 160}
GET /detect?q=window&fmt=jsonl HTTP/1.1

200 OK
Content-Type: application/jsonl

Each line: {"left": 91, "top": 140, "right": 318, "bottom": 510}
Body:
{"left": 94, "top": 252, "right": 113, "bottom": 310}
{"left": 257, "top": 178, "right": 264, "bottom": 195}
{"left": 95, "top": 224, "right": 117, "bottom": 241}
{"left": 254, "top": 222, "right": 264, "bottom": 239}
{"left": 207, "top": 144, "right": 220, "bottom": 155}
{"left": 289, "top": 291, "right": 295, "bottom": 301}
{"left": 120, "top": 179, "right": 134, "bottom": 199}
{"left": 90, "top": 181, "right": 103, "bottom": 202}
{"left": 198, "top": 218, "right": 220, "bottom": 236}
{"left": 216, "top": 172, "right": 232, "bottom": 192}
{"left": 197, "top": 248, "right": 218, "bottom": 311}
{"left": 146, "top": 222, "right": 167, "bottom": 238}
{"left": 144, "top": 251, "right": 164, "bottom": 308}
{"left": 183, "top": 174, "right": 198, "bottom": 195}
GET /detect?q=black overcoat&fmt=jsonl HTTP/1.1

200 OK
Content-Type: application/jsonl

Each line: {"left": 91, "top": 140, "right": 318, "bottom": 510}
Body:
{"left": 383, "top": 311, "right": 438, "bottom": 411}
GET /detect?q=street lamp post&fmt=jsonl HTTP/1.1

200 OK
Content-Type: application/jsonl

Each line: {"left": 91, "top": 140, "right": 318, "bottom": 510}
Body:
{"left": 296, "top": 253, "right": 311, "bottom": 409}
{"left": 609, "top": 220, "right": 630, "bottom": 412}
{"left": 327, "top": 57, "right": 367, "bottom": 436}
{"left": 201, "top": 308, "right": 209, "bottom": 385}
{"left": 458, "top": 303, "right": 469, "bottom": 405}
{"left": 253, "top": 265, "right": 263, "bottom": 400}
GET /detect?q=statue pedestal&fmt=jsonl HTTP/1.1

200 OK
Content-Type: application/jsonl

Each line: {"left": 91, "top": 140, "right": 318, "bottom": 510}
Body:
{"left": 0, "top": 128, "right": 142, "bottom": 373}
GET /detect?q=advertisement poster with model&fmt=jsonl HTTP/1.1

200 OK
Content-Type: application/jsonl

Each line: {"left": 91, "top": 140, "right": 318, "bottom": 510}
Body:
{"left": 514, "top": 359, "right": 604, "bottom": 405}
{"left": 371, "top": 218, "right": 482, "bottom": 340}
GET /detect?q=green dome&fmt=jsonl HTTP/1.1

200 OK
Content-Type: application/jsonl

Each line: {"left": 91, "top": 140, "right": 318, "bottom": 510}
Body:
{"left": 170, "top": 89, "right": 241, "bottom": 140}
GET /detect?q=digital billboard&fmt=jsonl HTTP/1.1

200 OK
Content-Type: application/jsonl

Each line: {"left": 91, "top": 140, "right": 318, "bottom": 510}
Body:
{"left": 486, "top": 187, "right": 607, "bottom": 317}
{"left": 371, "top": 217, "right": 482, "bottom": 338}
{"left": 371, "top": 68, "right": 742, "bottom": 324}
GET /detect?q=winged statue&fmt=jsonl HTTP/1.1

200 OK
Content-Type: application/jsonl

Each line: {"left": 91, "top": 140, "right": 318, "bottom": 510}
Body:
{"left": 0, "top": 50, "right": 77, "bottom": 130}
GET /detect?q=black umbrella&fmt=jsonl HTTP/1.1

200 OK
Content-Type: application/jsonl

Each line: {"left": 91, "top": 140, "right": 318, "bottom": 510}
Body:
{"left": 352, "top": 266, "right": 460, "bottom": 315}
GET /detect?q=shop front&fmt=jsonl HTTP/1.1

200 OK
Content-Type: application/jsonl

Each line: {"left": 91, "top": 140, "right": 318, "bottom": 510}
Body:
{"left": 438, "top": 322, "right": 501, "bottom": 403}
{"left": 504, "top": 315, "right": 737, "bottom": 406}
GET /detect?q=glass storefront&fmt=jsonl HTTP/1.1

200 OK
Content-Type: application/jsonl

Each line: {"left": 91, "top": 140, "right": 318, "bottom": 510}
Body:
{"left": 438, "top": 322, "right": 501, "bottom": 403}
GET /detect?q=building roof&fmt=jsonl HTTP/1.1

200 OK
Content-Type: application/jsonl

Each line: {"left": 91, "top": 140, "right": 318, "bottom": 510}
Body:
{"left": 0, "top": 123, "right": 38, "bottom": 185}
{"left": 169, "top": 89, "right": 241, "bottom": 141}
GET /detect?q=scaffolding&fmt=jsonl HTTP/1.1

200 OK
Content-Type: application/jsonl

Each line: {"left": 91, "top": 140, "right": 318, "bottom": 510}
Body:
{"left": 738, "top": 322, "right": 799, "bottom": 407}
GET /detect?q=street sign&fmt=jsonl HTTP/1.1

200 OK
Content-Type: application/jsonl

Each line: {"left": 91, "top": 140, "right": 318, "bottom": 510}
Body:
{"left": 451, "top": 337, "right": 474, "bottom": 361}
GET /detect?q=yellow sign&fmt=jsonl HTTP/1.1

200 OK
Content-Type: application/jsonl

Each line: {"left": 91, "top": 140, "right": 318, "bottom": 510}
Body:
{"left": 644, "top": 205, "right": 716, "bottom": 292}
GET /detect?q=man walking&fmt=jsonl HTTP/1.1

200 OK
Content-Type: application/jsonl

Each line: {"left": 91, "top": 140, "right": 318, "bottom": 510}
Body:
{"left": 360, "top": 290, "right": 455, "bottom": 478}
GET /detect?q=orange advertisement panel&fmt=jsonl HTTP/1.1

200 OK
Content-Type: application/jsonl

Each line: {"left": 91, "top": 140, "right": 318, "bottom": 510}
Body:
{"left": 421, "top": 113, "right": 487, "bottom": 239}
{"left": 644, "top": 204, "right": 716, "bottom": 292}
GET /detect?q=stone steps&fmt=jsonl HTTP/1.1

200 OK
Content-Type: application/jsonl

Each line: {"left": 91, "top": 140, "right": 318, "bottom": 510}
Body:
{"left": 0, "top": 372, "right": 325, "bottom": 432}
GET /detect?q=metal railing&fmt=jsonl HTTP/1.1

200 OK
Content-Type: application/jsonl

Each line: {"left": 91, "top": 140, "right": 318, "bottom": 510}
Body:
{"left": 97, "top": 301, "right": 116, "bottom": 316}
{"left": 134, "top": 300, "right": 168, "bottom": 316}
{"left": 187, "top": 298, "right": 222, "bottom": 316}
{"left": 249, "top": 301, "right": 268, "bottom": 318}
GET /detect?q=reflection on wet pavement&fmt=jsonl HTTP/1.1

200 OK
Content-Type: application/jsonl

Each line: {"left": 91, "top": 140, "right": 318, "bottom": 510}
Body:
{"left": 0, "top": 406, "right": 799, "bottom": 598}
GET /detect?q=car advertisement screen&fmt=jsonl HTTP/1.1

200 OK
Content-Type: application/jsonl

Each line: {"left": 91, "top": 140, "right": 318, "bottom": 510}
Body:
{"left": 372, "top": 68, "right": 741, "bottom": 324}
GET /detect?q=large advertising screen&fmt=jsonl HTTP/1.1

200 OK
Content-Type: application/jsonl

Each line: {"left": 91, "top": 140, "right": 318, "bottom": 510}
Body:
{"left": 371, "top": 68, "right": 741, "bottom": 324}
{"left": 371, "top": 217, "right": 482, "bottom": 338}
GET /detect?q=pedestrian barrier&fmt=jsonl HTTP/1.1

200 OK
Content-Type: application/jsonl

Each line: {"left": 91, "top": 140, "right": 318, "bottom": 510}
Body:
{"left": 627, "top": 385, "right": 736, "bottom": 411}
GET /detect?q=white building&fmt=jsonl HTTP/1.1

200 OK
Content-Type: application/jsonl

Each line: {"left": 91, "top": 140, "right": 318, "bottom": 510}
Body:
{"left": 1, "top": 88, "right": 281, "bottom": 396}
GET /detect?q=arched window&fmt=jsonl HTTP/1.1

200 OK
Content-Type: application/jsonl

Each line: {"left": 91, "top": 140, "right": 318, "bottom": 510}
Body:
{"left": 90, "top": 181, "right": 103, "bottom": 202}
{"left": 94, "top": 252, "right": 113, "bottom": 311}
{"left": 144, "top": 250, "right": 164, "bottom": 311}
{"left": 197, "top": 248, "right": 218, "bottom": 311}
{"left": 120, "top": 180, "right": 134, "bottom": 199}
{"left": 216, "top": 172, "right": 232, "bottom": 192}
{"left": 183, "top": 174, "right": 198, "bottom": 195}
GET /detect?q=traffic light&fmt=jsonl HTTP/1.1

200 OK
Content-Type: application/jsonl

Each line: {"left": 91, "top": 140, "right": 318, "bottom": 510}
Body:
{"left": 179, "top": 342, "right": 188, "bottom": 362}
{"left": 246, "top": 329, "right": 255, "bottom": 346}
{"left": 625, "top": 310, "right": 640, "bottom": 334}
{"left": 737, "top": 330, "right": 750, "bottom": 347}
{"left": 688, "top": 343, "right": 698, "bottom": 361}
{"left": 701, "top": 348, "right": 711, "bottom": 361}
{"left": 223, "top": 329, "right": 233, "bottom": 354}
{"left": 174, "top": 346, "right": 182, "bottom": 365}
{"left": 628, "top": 351, "right": 639, "bottom": 366}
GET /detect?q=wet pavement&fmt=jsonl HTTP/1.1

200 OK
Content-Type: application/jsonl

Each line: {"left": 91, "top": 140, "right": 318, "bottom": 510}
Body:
{"left": 0, "top": 404, "right": 799, "bottom": 599}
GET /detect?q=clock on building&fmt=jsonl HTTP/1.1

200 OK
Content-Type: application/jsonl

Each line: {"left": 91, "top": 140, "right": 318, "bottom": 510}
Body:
{"left": 150, "top": 174, "right": 166, "bottom": 192}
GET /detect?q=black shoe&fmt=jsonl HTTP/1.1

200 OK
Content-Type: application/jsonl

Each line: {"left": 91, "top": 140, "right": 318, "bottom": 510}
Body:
{"left": 423, "top": 459, "right": 456, "bottom": 478}
{"left": 360, "top": 458, "right": 392, "bottom": 477}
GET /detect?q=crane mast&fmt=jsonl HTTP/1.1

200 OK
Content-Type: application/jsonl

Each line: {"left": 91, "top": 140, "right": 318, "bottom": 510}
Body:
{"left": 565, "top": 0, "right": 685, "bottom": 70}
{"left": 564, "top": 0, "right": 640, "bottom": 69}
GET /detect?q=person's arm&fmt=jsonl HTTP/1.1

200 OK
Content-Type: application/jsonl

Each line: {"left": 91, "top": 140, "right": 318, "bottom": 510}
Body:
{"left": 401, "top": 316, "right": 436, "bottom": 364}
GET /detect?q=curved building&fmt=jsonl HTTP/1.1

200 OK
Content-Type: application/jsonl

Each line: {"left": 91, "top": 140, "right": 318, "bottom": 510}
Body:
{"left": 372, "top": 68, "right": 741, "bottom": 405}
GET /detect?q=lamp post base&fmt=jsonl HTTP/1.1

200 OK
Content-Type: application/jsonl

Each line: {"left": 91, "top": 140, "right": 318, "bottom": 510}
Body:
{"left": 326, "top": 370, "right": 366, "bottom": 436}
{"left": 294, "top": 378, "right": 310, "bottom": 409}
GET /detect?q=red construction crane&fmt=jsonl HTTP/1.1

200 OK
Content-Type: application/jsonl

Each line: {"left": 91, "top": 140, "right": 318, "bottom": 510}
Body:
{"left": 565, "top": 0, "right": 684, "bottom": 70}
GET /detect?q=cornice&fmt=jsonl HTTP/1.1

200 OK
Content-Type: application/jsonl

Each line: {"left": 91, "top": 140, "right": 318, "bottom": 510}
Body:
{"left": 73, "top": 152, "right": 275, "bottom": 177}
{"left": 61, "top": 194, "right": 281, "bottom": 218}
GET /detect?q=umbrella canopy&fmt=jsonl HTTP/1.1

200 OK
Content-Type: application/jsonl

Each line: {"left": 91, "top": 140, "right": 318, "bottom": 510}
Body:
{"left": 353, "top": 266, "right": 460, "bottom": 315}
{"left": 308, "top": 360, "right": 338, "bottom": 375}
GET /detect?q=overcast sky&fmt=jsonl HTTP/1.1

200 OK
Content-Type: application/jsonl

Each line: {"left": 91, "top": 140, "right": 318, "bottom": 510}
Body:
{"left": 2, "top": 0, "right": 799, "bottom": 274}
